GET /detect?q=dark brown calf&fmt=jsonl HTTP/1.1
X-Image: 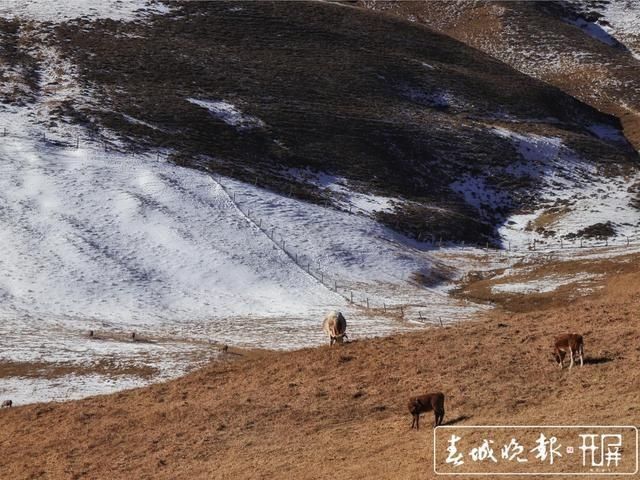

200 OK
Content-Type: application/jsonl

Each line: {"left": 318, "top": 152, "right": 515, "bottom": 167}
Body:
{"left": 408, "top": 392, "right": 445, "bottom": 430}
{"left": 554, "top": 333, "right": 584, "bottom": 369}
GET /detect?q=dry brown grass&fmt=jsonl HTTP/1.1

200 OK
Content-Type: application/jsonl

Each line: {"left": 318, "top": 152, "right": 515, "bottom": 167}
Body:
{"left": 0, "top": 360, "right": 157, "bottom": 380}
{"left": 0, "top": 253, "right": 638, "bottom": 479}
{"left": 359, "top": 1, "right": 640, "bottom": 150}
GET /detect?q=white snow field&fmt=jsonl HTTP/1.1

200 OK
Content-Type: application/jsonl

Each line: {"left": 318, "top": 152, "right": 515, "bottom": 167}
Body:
{"left": 0, "top": 104, "right": 484, "bottom": 404}
{"left": 0, "top": 0, "right": 169, "bottom": 22}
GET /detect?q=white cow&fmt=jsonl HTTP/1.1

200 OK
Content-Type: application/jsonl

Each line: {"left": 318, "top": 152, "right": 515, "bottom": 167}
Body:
{"left": 322, "top": 311, "right": 348, "bottom": 346}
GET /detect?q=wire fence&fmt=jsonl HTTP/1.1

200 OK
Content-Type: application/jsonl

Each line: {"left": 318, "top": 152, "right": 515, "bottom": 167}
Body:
{"left": 213, "top": 173, "right": 640, "bottom": 326}
{"left": 5, "top": 127, "right": 638, "bottom": 325}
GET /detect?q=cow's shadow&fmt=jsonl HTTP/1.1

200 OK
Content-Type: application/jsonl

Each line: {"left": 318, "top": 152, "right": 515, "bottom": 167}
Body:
{"left": 584, "top": 356, "right": 613, "bottom": 365}
{"left": 441, "top": 415, "right": 471, "bottom": 426}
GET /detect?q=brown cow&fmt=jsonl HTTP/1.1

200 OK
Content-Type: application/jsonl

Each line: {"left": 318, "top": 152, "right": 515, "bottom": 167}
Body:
{"left": 1, "top": 400, "right": 12, "bottom": 408}
{"left": 408, "top": 392, "right": 445, "bottom": 429}
{"left": 554, "top": 333, "right": 584, "bottom": 369}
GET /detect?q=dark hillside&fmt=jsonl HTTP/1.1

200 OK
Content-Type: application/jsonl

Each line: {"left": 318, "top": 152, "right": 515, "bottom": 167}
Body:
{"left": 358, "top": 0, "right": 640, "bottom": 149}
{"left": 46, "top": 0, "right": 638, "bottom": 242}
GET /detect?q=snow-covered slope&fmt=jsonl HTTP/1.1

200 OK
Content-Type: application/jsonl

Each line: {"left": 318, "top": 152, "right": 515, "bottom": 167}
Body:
{"left": 0, "top": 103, "right": 484, "bottom": 403}
{"left": 0, "top": 0, "right": 169, "bottom": 22}
{"left": 449, "top": 125, "right": 640, "bottom": 247}
{"left": 568, "top": 0, "right": 640, "bottom": 59}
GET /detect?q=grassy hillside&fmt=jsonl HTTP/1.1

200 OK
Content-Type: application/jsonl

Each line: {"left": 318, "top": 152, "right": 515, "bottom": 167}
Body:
{"left": 38, "top": 0, "right": 638, "bottom": 243}
{"left": 0, "top": 252, "right": 639, "bottom": 479}
{"left": 359, "top": 0, "right": 640, "bottom": 149}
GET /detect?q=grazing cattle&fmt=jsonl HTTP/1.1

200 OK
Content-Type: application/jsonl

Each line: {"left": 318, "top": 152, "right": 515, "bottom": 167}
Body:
{"left": 554, "top": 333, "right": 584, "bottom": 369}
{"left": 2, "top": 400, "right": 12, "bottom": 408}
{"left": 322, "top": 311, "right": 348, "bottom": 346}
{"left": 408, "top": 392, "right": 445, "bottom": 429}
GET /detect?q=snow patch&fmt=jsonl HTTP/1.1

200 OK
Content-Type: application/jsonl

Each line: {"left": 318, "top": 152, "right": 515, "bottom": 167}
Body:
{"left": 588, "top": 124, "right": 627, "bottom": 142}
{"left": 491, "top": 273, "right": 601, "bottom": 294}
{"left": 450, "top": 126, "right": 640, "bottom": 248}
{"left": 187, "top": 98, "right": 265, "bottom": 131}
{"left": 0, "top": 0, "right": 170, "bottom": 22}
{"left": 564, "top": 17, "right": 619, "bottom": 47}
{"left": 285, "top": 168, "right": 397, "bottom": 216}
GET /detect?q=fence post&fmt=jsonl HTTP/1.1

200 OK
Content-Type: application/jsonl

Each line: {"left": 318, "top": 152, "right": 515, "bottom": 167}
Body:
{"left": 76, "top": 136, "right": 79, "bottom": 149}
{"left": 282, "top": 240, "right": 285, "bottom": 249}
{"left": 307, "top": 262, "right": 310, "bottom": 273}
{"left": 320, "top": 272, "right": 323, "bottom": 283}
{"left": 400, "top": 305, "right": 404, "bottom": 316}
{"left": 334, "top": 280, "right": 337, "bottom": 291}
{"left": 295, "top": 253, "right": 298, "bottom": 263}
{"left": 350, "top": 291, "right": 353, "bottom": 303}
{"left": 439, "top": 317, "right": 443, "bottom": 327}
{"left": 383, "top": 302, "right": 386, "bottom": 312}
{"left": 366, "top": 297, "right": 369, "bottom": 309}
